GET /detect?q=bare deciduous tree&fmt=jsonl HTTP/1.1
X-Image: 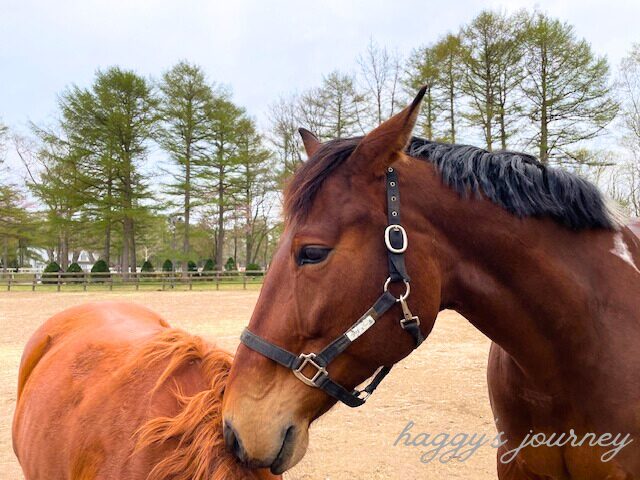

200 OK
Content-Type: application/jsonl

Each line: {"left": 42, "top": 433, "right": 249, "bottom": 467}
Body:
{"left": 357, "top": 38, "right": 402, "bottom": 126}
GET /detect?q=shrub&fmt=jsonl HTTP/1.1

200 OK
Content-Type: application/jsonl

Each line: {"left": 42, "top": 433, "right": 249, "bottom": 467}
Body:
{"left": 187, "top": 260, "right": 198, "bottom": 275}
{"left": 200, "top": 258, "right": 215, "bottom": 279}
{"left": 67, "top": 262, "right": 82, "bottom": 272}
{"left": 90, "top": 259, "right": 110, "bottom": 283}
{"left": 246, "top": 263, "right": 263, "bottom": 277}
{"left": 66, "top": 262, "right": 84, "bottom": 283}
{"left": 162, "top": 259, "right": 173, "bottom": 272}
{"left": 140, "top": 260, "right": 155, "bottom": 280}
{"left": 91, "top": 259, "right": 109, "bottom": 273}
{"left": 42, "top": 261, "right": 62, "bottom": 284}
{"left": 44, "top": 261, "right": 62, "bottom": 273}
{"left": 224, "top": 257, "right": 237, "bottom": 277}
{"left": 202, "top": 258, "right": 215, "bottom": 272}
{"left": 141, "top": 260, "right": 154, "bottom": 272}
{"left": 224, "top": 257, "right": 236, "bottom": 271}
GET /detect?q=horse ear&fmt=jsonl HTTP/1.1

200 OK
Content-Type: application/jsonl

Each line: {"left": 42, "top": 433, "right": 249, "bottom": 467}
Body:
{"left": 351, "top": 86, "right": 426, "bottom": 174}
{"left": 298, "top": 128, "right": 321, "bottom": 158}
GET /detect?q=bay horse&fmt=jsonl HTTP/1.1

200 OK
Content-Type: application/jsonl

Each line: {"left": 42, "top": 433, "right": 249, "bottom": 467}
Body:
{"left": 12, "top": 302, "right": 277, "bottom": 480}
{"left": 222, "top": 88, "right": 640, "bottom": 479}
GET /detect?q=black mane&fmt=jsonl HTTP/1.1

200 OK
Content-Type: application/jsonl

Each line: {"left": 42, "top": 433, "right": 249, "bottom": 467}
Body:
{"left": 285, "top": 136, "right": 617, "bottom": 230}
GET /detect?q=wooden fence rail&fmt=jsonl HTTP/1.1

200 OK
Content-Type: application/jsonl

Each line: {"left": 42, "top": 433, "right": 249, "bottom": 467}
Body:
{"left": 0, "top": 270, "right": 265, "bottom": 292}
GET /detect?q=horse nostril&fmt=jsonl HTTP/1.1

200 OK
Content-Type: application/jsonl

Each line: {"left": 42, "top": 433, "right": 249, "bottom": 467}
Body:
{"left": 223, "top": 420, "right": 246, "bottom": 463}
{"left": 270, "top": 424, "right": 296, "bottom": 474}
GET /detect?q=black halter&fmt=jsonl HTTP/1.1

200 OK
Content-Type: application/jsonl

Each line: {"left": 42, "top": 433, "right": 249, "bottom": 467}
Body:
{"left": 240, "top": 167, "right": 424, "bottom": 408}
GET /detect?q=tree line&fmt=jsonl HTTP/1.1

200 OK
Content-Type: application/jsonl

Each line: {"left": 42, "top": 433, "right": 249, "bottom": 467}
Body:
{"left": 3, "top": 63, "right": 278, "bottom": 273}
{"left": 2, "top": 9, "right": 640, "bottom": 272}
{"left": 270, "top": 11, "right": 618, "bottom": 165}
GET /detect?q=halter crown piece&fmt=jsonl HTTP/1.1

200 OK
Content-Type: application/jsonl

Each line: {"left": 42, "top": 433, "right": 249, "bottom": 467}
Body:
{"left": 240, "top": 167, "right": 424, "bottom": 407}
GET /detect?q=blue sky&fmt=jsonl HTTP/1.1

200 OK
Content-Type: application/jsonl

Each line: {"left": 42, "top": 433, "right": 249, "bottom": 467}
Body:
{"left": 2, "top": 0, "right": 639, "bottom": 135}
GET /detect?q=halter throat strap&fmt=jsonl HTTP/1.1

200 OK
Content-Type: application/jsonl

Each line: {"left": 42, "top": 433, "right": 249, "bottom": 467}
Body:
{"left": 239, "top": 167, "right": 424, "bottom": 407}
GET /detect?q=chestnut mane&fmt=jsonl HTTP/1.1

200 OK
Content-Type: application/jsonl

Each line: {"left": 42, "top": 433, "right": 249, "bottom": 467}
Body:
{"left": 132, "top": 329, "right": 259, "bottom": 480}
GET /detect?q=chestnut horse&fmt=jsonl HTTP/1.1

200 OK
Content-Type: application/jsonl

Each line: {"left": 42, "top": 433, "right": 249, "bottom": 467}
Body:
{"left": 13, "top": 302, "right": 277, "bottom": 480}
{"left": 222, "top": 89, "right": 640, "bottom": 478}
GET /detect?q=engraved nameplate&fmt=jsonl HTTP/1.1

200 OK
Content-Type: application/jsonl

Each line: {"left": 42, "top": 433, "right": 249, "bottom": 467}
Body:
{"left": 346, "top": 314, "right": 375, "bottom": 341}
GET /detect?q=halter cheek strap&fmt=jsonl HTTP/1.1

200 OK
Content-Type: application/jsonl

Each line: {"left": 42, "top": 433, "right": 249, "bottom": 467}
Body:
{"left": 239, "top": 167, "right": 424, "bottom": 408}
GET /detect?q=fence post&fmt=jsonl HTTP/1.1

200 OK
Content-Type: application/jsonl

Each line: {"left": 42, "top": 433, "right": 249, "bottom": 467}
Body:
{"left": 57, "top": 272, "right": 61, "bottom": 292}
{"left": 7, "top": 276, "right": 11, "bottom": 291}
{"left": 135, "top": 272, "right": 140, "bottom": 291}
{"left": 215, "top": 272, "right": 219, "bottom": 291}
{"left": 109, "top": 273, "right": 113, "bottom": 291}
{"left": 32, "top": 273, "right": 36, "bottom": 292}
{"left": 189, "top": 272, "right": 193, "bottom": 291}
{"left": 242, "top": 272, "right": 247, "bottom": 290}
{"left": 83, "top": 272, "right": 87, "bottom": 292}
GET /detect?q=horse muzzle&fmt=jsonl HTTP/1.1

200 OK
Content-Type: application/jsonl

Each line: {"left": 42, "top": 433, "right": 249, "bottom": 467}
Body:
{"left": 223, "top": 417, "right": 303, "bottom": 474}
{"left": 222, "top": 365, "right": 314, "bottom": 474}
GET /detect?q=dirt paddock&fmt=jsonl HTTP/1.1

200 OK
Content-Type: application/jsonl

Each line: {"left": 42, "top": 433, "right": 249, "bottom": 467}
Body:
{"left": 0, "top": 290, "right": 497, "bottom": 479}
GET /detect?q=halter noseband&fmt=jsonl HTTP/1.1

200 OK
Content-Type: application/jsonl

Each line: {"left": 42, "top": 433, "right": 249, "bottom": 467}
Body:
{"left": 239, "top": 167, "right": 424, "bottom": 408}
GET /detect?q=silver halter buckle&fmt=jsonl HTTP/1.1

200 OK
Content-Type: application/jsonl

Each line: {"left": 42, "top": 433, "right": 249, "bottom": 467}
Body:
{"left": 293, "top": 353, "right": 327, "bottom": 387}
{"left": 384, "top": 225, "right": 408, "bottom": 254}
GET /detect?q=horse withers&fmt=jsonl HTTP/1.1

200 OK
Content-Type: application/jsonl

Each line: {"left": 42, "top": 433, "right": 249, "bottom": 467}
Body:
{"left": 222, "top": 88, "right": 640, "bottom": 479}
{"left": 13, "top": 302, "right": 278, "bottom": 480}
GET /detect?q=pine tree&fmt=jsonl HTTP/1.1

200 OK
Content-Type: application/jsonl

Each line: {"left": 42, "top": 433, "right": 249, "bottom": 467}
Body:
{"left": 233, "top": 118, "right": 275, "bottom": 266}
{"left": 157, "top": 62, "right": 215, "bottom": 262}
{"left": 0, "top": 186, "right": 29, "bottom": 271}
{"left": 89, "top": 68, "right": 159, "bottom": 273}
{"left": 460, "top": 11, "right": 525, "bottom": 151}
{"left": 404, "top": 45, "right": 442, "bottom": 140}
{"left": 433, "top": 34, "right": 463, "bottom": 143}
{"left": 198, "top": 92, "right": 245, "bottom": 270}
{"left": 40, "top": 68, "right": 160, "bottom": 273}
{"left": 18, "top": 127, "right": 86, "bottom": 271}
{"left": 521, "top": 13, "right": 618, "bottom": 163}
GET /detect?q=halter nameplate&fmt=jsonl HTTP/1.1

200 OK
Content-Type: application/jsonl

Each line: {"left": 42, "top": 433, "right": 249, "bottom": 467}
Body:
{"left": 346, "top": 314, "right": 375, "bottom": 341}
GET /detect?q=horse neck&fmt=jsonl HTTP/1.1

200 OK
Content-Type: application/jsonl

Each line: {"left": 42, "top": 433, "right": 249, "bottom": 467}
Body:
{"left": 409, "top": 164, "right": 640, "bottom": 387}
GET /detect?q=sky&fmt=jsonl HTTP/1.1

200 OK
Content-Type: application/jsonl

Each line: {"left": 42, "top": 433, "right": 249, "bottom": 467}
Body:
{"left": 2, "top": 0, "right": 640, "bottom": 134}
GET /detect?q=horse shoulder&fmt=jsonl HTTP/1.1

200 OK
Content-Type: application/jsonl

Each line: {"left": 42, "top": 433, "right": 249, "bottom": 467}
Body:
{"left": 487, "top": 343, "right": 567, "bottom": 478}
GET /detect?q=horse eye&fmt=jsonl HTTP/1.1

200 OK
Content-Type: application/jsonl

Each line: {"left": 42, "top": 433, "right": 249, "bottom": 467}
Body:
{"left": 298, "top": 246, "right": 332, "bottom": 265}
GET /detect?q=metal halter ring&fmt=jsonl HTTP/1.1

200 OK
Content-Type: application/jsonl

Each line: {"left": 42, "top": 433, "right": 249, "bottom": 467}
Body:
{"left": 384, "top": 225, "right": 408, "bottom": 254}
{"left": 383, "top": 277, "right": 411, "bottom": 302}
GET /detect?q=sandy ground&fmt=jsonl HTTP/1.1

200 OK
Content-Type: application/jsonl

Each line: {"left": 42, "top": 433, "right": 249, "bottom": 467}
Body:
{"left": 0, "top": 291, "right": 497, "bottom": 479}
